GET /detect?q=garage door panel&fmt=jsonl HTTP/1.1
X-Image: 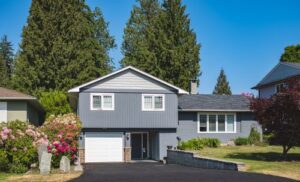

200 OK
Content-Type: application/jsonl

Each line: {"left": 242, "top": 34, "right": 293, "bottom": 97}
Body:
{"left": 85, "top": 132, "right": 123, "bottom": 163}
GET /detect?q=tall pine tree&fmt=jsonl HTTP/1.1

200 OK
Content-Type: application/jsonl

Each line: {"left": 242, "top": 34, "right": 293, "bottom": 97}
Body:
{"left": 121, "top": 0, "right": 161, "bottom": 77}
{"left": 13, "top": 0, "right": 115, "bottom": 95}
{"left": 280, "top": 44, "right": 300, "bottom": 63}
{"left": 0, "top": 56, "right": 8, "bottom": 87}
{"left": 121, "top": 0, "right": 200, "bottom": 91}
{"left": 158, "top": 0, "right": 200, "bottom": 90}
{"left": 213, "top": 68, "right": 232, "bottom": 95}
{"left": 0, "top": 35, "right": 14, "bottom": 86}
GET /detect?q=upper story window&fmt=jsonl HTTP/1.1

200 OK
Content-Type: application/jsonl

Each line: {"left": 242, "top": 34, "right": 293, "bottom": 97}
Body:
{"left": 90, "top": 93, "right": 114, "bottom": 110}
{"left": 275, "top": 83, "right": 287, "bottom": 93}
{"left": 198, "top": 113, "right": 236, "bottom": 133}
{"left": 142, "top": 94, "right": 165, "bottom": 111}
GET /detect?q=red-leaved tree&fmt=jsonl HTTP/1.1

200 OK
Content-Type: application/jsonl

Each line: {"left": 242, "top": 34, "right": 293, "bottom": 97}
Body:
{"left": 250, "top": 79, "right": 300, "bottom": 160}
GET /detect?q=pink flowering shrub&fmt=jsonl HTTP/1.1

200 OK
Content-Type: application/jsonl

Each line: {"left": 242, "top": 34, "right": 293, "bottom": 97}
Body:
{"left": 40, "top": 113, "right": 81, "bottom": 168}
{"left": 0, "top": 121, "right": 48, "bottom": 173}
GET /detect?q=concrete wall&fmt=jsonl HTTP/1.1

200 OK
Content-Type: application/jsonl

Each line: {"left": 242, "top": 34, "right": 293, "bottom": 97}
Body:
{"left": 177, "top": 112, "right": 262, "bottom": 143}
{"left": 7, "top": 101, "right": 27, "bottom": 121}
{"left": 167, "top": 150, "right": 245, "bottom": 171}
{"left": 79, "top": 92, "right": 178, "bottom": 128}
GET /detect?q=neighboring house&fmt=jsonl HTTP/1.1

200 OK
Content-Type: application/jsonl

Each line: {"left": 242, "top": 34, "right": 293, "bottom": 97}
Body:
{"left": 252, "top": 62, "right": 300, "bottom": 98}
{"left": 0, "top": 87, "right": 45, "bottom": 126}
{"left": 68, "top": 66, "right": 261, "bottom": 163}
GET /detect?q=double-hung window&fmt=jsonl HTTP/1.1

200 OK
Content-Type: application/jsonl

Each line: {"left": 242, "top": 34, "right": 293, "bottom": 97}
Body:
{"left": 142, "top": 94, "right": 165, "bottom": 111}
{"left": 198, "top": 113, "right": 236, "bottom": 133}
{"left": 90, "top": 93, "right": 114, "bottom": 110}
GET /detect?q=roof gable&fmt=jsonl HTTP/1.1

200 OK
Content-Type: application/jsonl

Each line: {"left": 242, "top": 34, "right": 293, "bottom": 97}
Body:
{"left": 68, "top": 66, "right": 188, "bottom": 94}
{"left": 253, "top": 62, "right": 300, "bottom": 88}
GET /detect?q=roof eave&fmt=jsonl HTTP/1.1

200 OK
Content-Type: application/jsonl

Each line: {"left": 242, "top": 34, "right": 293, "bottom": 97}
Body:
{"left": 178, "top": 109, "right": 252, "bottom": 112}
{"left": 68, "top": 66, "right": 189, "bottom": 94}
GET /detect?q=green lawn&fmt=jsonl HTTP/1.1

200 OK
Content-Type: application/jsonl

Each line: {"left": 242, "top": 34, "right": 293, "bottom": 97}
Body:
{"left": 0, "top": 173, "right": 14, "bottom": 181}
{"left": 199, "top": 145, "right": 300, "bottom": 180}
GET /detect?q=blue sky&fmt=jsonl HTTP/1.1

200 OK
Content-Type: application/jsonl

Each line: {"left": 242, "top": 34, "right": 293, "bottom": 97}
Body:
{"left": 1, "top": 0, "right": 300, "bottom": 94}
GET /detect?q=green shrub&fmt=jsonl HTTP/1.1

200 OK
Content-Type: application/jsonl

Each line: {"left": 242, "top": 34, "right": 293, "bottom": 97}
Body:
{"left": 39, "top": 91, "right": 72, "bottom": 118}
{"left": 248, "top": 128, "right": 261, "bottom": 145}
{"left": 0, "top": 120, "right": 48, "bottom": 173}
{"left": 201, "top": 138, "right": 221, "bottom": 148}
{"left": 178, "top": 138, "right": 221, "bottom": 150}
{"left": 0, "top": 149, "right": 9, "bottom": 171}
{"left": 8, "top": 163, "right": 28, "bottom": 173}
{"left": 234, "top": 137, "right": 249, "bottom": 146}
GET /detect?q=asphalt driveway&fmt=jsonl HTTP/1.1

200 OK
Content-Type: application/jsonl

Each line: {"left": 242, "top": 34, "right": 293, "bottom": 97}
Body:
{"left": 71, "top": 162, "right": 295, "bottom": 182}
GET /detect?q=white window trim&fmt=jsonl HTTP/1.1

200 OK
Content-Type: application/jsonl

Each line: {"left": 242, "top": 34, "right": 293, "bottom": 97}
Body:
{"left": 197, "top": 112, "right": 236, "bottom": 133}
{"left": 0, "top": 102, "right": 7, "bottom": 123}
{"left": 142, "top": 94, "right": 165, "bottom": 111}
{"left": 90, "top": 93, "right": 115, "bottom": 111}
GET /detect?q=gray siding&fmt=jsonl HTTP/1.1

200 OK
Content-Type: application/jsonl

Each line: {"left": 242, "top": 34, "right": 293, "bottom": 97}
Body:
{"left": 7, "top": 101, "right": 27, "bottom": 122}
{"left": 79, "top": 92, "right": 178, "bottom": 128}
{"left": 149, "top": 132, "right": 159, "bottom": 160}
{"left": 159, "top": 132, "right": 177, "bottom": 160}
{"left": 259, "top": 85, "right": 276, "bottom": 99}
{"left": 177, "top": 112, "right": 262, "bottom": 143}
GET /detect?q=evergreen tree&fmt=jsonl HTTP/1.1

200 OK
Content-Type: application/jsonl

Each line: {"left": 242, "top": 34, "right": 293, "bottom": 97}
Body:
{"left": 213, "top": 69, "right": 232, "bottom": 95}
{"left": 280, "top": 44, "right": 300, "bottom": 63}
{"left": 121, "top": 0, "right": 161, "bottom": 77}
{"left": 13, "top": 0, "right": 114, "bottom": 95}
{"left": 121, "top": 0, "right": 200, "bottom": 91}
{"left": 0, "top": 56, "right": 8, "bottom": 87}
{"left": 158, "top": 0, "right": 200, "bottom": 90}
{"left": 0, "top": 35, "right": 14, "bottom": 84}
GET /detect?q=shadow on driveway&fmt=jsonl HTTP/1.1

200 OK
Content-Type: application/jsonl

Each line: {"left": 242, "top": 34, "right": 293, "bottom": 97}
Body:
{"left": 71, "top": 162, "right": 295, "bottom": 182}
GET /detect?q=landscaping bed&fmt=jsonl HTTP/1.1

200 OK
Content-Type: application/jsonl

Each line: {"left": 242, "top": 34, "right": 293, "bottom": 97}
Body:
{"left": 198, "top": 145, "right": 300, "bottom": 181}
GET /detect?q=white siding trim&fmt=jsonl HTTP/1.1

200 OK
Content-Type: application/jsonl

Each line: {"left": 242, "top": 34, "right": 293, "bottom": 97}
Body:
{"left": 68, "top": 66, "right": 188, "bottom": 94}
{"left": 0, "top": 102, "right": 7, "bottom": 122}
{"left": 90, "top": 93, "right": 115, "bottom": 111}
{"left": 197, "top": 112, "right": 236, "bottom": 134}
{"left": 142, "top": 94, "right": 165, "bottom": 111}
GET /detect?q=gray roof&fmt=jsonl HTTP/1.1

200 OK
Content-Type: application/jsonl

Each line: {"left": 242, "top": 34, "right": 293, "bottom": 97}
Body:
{"left": 253, "top": 62, "right": 300, "bottom": 89}
{"left": 178, "top": 94, "right": 251, "bottom": 111}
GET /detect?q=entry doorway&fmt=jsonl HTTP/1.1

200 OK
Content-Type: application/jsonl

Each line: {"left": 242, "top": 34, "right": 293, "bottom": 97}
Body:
{"left": 131, "top": 133, "right": 149, "bottom": 160}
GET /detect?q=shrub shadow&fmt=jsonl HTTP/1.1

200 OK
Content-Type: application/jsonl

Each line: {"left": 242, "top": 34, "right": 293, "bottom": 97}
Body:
{"left": 225, "top": 152, "right": 300, "bottom": 162}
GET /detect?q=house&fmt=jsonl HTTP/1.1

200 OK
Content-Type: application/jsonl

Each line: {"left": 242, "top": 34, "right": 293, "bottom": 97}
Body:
{"left": 252, "top": 62, "right": 300, "bottom": 98}
{"left": 0, "top": 87, "right": 45, "bottom": 126}
{"left": 68, "top": 66, "right": 261, "bottom": 163}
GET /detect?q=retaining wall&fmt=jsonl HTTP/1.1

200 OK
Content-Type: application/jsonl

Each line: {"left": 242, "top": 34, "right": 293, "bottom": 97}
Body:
{"left": 167, "top": 150, "right": 245, "bottom": 171}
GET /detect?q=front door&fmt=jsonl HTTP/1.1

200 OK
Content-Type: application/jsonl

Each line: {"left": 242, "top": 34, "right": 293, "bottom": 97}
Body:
{"left": 131, "top": 133, "right": 148, "bottom": 160}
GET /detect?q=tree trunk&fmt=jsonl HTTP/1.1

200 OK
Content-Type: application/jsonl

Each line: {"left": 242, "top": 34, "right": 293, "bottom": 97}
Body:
{"left": 282, "top": 146, "right": 290, "bottom": 161}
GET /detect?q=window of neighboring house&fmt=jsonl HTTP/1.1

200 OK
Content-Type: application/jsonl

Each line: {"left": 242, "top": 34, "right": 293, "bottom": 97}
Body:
{"left": 275, "top": 83, "right": 286, "bottom": 93}
{"left": 90, "top": 93, "right": 114, "bottom": 110}
{"left": 198, "top": 113, "right": 236, "bottom": 133}
{"left": 142, "top": 94, "right": 165, "bottom": 111}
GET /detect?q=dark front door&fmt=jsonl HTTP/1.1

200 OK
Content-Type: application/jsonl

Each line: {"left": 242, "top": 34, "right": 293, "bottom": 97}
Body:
{"left": 131, "top": 133, "right": 148, "bottom": 160}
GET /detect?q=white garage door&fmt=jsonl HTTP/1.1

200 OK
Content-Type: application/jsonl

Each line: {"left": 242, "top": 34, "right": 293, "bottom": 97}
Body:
{"left": 85, "top": 132, "right": 123, "bottom": 163}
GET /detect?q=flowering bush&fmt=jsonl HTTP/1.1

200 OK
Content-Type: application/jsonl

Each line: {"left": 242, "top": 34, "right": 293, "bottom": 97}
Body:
{"left": 40, "top": 113, "right": 81, "bottom": 168}
{"left": 0, "top": 121, "right": 48, "bottom": 173}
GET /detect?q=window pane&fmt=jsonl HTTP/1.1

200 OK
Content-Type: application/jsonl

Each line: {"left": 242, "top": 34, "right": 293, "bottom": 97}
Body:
{"left": 209, "top": 115, "right": 216, "bottom": 132}
{"left": 93, "top": 96, "right": 101, "bottom": 109}
{"left": 144, "top": 96, "right": 153, "bottom": 109}
{"left": 227, "top": 114, "right": 234, "bottom": 132}
{"left": 218, "top": 115, "right": 225, "bottom": 132}
{"left": 199, "top": 115, "right": 207, "bottom": 132}
{"left": 154, "top": 96, "right": 163, "bottom": 109}
{"left": 103, "top": 95, "right": 112, "bottom": 108}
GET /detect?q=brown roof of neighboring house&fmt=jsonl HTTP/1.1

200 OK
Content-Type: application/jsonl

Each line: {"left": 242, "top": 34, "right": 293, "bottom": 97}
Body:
{"left": 0, "top": 87, "right": 35, "bottom": 99}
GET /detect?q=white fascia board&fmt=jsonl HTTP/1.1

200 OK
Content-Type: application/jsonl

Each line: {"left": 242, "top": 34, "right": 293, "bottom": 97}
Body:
{"left": 68, "top": 66, "right": 189, "bottom": 94}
